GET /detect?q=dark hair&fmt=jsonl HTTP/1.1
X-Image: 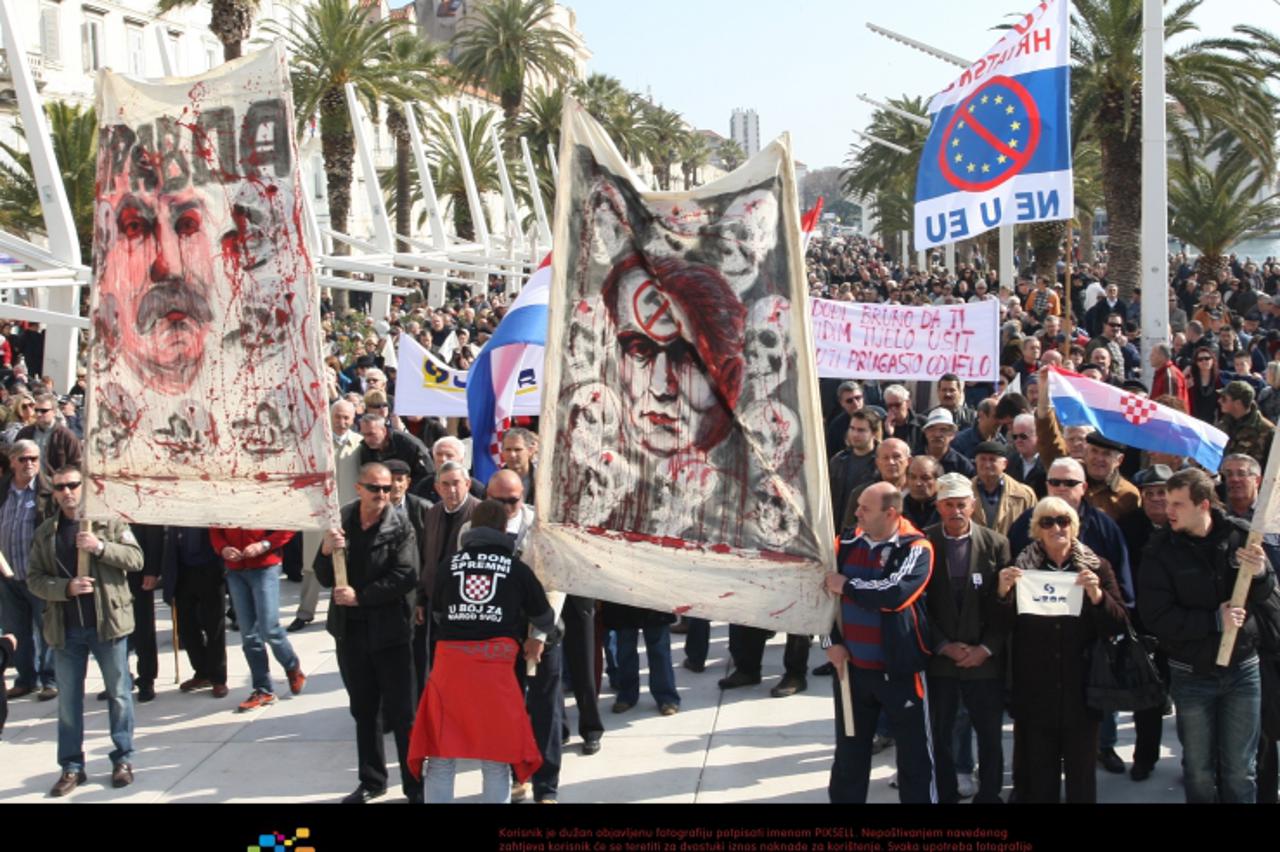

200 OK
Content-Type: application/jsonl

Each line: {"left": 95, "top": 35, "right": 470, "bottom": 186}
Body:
{"left": 1167, "top": 468, "right": 1220, "bottom": 508}
{"left": 995, "top": 393, "right": 1030, "bottom": 421}
{"left": 938, "top": 372, "right": 961, "bottom": 385}
{"left": 471, "top": 500, "right": 509, "bottom": 531}
{"left": 602, "top": 253, "right": 746, "bottom": 451}
{"left": 52, "top": 465, "right": 80, "bottom": 480}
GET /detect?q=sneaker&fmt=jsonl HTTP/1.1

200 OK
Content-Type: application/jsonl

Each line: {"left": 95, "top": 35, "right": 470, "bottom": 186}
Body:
{"left": 511, "top": 780, "right": 531, "bottom": 802}
{"left": 871, "top": 735, "right": 895, "bottom": 755}
{"left": 955, "top": 772, "right": 978, "bottom": 799}
{"left": 1098, "top": 747, "right": 1125, "bottom": 774}
{"left": 237, "top": 690, "right": 277, "bottom": 712}
{"left": 286, "top": 666, "right": 307, "bottom": 696}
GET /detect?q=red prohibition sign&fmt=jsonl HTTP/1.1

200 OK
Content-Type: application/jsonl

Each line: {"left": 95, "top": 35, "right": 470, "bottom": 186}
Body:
{"left": 632, "top": 278, "right": 682, "bottom": 343}
{"left": 937, "top": 75, "right": 1041, "bottom": 192}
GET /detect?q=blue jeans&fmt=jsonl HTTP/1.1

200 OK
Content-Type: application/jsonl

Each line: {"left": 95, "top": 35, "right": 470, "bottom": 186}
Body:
{"left": 424, "top": 757, "right": 510, "bottom": 803}
{"left": 613, "top": 624, "right": 679, "bottom": 707}
{"left": 225, "top": 566, "right": 299, "bottom": 694}
{"left": 1099, "top": 710, "right": 1119, "bottom": 750}
{"left": 54, "top": 625, "right": 133, "bottom": 772}
{"left": 0, "top": 575, "right": 55, "bottom": 688}
{"left": 1170, "top": 656, "right": 1261, "bottom": 803}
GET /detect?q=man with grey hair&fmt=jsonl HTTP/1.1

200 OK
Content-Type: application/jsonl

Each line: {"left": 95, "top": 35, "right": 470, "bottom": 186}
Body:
{"left": 825, "top": 380, "right": 865, "bottom": 458}
{"left": 882, "top": 384, "right": 922, "bottom": 452}
{"left": 289, "top": 399, "right": 363, "bottom": 633}
{"left": 0, "top": 440, "right": 56, "bottom": 699}
{"left": 1007, "top": 413, "right": 1045, "bottom": 497}
{"left": 411, "top": 435, "right": 484, "bottom": 504}
{"left": 16, "top": 393, "right": 81, "bottom": 499}
{"left": 359, "top": 412, "right": 433, "bottom": 487}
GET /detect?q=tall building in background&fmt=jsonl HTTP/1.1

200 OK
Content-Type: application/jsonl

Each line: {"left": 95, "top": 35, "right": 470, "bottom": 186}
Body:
{"left": 730, "top": 107, "right": 760, "bottom": 158}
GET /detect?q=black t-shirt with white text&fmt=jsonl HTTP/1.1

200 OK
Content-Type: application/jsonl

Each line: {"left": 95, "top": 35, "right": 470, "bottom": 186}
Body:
{"left": 434, "top": 541, "right": 550, "bottom": 643}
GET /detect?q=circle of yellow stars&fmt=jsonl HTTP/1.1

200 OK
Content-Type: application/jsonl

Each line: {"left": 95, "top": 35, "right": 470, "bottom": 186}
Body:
{"left": 950, "top": 93, "right": 1022, "bottom": 174}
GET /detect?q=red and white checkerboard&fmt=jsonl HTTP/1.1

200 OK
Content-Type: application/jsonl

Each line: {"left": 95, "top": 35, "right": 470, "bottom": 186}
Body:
{"left": 463, "top": 573, "right": 492, "bottom": 602}
{"left": 1120, "top": 393, "right": 1157, "bottom": 426}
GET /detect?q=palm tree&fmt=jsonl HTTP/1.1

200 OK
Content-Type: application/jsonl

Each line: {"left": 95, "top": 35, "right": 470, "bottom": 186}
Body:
{"left": 1169, "top": 138, "right": 1280, "bottom": 283}
{"left": 384, "top": 36, "right": 452, "bottom": 252}
{"left": 426, "top": 108, "right": 501, "bottom": 242}
{"left": 0, "top": 101, "right": 97, "bottom": 261}
{"left": 449, "top": 0, "right": 576, "bottom": 154}
{"left": 841, "top": 96, "right": 928, "bottom": 252}
{"left": 156, "top": 0, "right": 260, "bottom": 62}
{"left": 677, "top": 131, "right": 711, "bottom": 190}
{"left": 573, "top": 73, "right": 628, "bottom": 127}
{"left": 270, "top": 0, "right": 446, "bottom": 307}
{"left": 1070, "top": 0, "right": 1279, "bottom": 301}
{"left": 516, "top": 86, "right": 564, "bottom": 211}
{"left": 717, "top": 139, "right": 746, "bottom": 172}
{"left": 610, "top": 94, "right": 657, "bottom": 166}
{"left": 642, "top": 104, "right": 685, "bottom": 191}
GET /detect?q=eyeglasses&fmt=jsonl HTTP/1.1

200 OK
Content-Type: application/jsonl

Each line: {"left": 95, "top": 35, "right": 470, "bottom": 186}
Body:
{"left": 368, "top": 403, "right": 389, "bottom": 410}
{"left": 52, "top": 481, "right": 81, "bottom": 492}
{"left": 33, "top": 408, "right": 52, "bottom": 414}
{"left": 1012, "top": 433, "right": 1031, "bottom": 441}
{"left": 16, "top": 455, "right": 38, "bottom": 463}
{"left": 492, "top": 495, "right": 522, "bottom": 506}
{"left": 358, "top": 482, "right": 393, "bottom": 494}
{"left": 1196, "top": 356, "right": 1215, "bottom": 362}
{"left": 1047, "top": 478, "right": 1083, "bottom": 488}
{"left": 1037, "top": 515, "right": 1073, "bottom": 530}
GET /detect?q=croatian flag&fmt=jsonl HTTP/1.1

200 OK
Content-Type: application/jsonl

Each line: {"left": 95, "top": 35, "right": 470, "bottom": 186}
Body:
{"left": 914, "top": 0, "right": 1072, "bottom": 249}
{"left": 1046, "top": 366, "right": 1228, "bottom": 471}
{"left": 467, "top": 256, "right": 551, "bottom": 487}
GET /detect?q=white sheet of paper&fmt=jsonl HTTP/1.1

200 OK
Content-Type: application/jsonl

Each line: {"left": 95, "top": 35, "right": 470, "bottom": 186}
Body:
{"left": 1016, "top": 568, "right": 1084, "bottom": 617}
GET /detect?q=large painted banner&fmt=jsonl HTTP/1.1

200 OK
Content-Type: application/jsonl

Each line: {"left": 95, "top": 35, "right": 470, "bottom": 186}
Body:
{"left": 527, "top": 101, "right": 836, "bottom": 635}
{"left": 811, "top": 297, "right": 999, "bottom": 382}
{"left": 82, "top": 44, "right": 337, "bottom": 529}
{"left": 914, "top": 0, "right": 1072, "bottom": 248}
{"left": 394, "top": 333, "right": 541, "bottom": 419}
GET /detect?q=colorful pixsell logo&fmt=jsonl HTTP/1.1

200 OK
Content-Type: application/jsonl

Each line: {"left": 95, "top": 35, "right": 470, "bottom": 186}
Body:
{"left": 248, "top": 829, "right": 313, "bottom": 852}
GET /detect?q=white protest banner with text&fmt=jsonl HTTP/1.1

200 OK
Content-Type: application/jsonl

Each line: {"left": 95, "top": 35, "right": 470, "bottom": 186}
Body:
{"left": 1015, "top": 568, "right": 1084, "bottom": 617}
{"left": 395, "top": 333, "right": 541, "bottom": 419}
{"left": 810, "top": 297, "right": 999, "bottom": 382}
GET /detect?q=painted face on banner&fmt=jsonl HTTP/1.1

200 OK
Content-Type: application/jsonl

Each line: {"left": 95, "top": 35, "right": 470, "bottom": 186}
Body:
{"left": 614, "top": 267, "right": 717, "bottom": 457}
{"left": 95, "top": 186, "right": 218, "bottom": 394}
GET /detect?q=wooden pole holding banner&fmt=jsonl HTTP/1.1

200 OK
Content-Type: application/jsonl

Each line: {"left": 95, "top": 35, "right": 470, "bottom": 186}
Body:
{"left": 171, "top": 601, "right": 181, "bottom": 685}
{"left": 76, "top": 521, "right": 93, "bottom": 577}
{"left": 835, "top": 609, "right": 855, "bottom": 738}
{"left": 1062, "top": 221, "right": 1073, "bottom": 358}
{"left": 1217, "top": 437, "right": 1280, "bottom": 664}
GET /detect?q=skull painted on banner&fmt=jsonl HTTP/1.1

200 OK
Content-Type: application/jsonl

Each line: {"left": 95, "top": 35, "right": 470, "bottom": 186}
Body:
{"left": 576, "top": 448, "right": 636, "bottom": 528}
{"left": 743, "top": 295, "right": 790, "bottom": 401}
{"left": 745, "top": 475, "right": 803, "bottom": 550}
{"left": 564, "top": 382, "right": 622, "bottom": 467}
{"left": 565, "top": 296, "right": 607, "bottom": 385}
{"left": 740, "top": 399, "right": 800, "bottom": 475}
{"left": 708, "top": 189, "right": 778, "bottom": 296}
{"left": 648, "top": 453, "right": 722, "bottom": 537}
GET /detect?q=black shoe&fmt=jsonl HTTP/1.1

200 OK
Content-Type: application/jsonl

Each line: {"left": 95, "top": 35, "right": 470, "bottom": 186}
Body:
{"left": 137, "top": 683, "right": 156, "bottom": 703}
{"left": 717, "top": 669, "right": 762, "bottom": 690}
{"left": 770, "top": 673, "right": 808, "bottom": 698}
{"left": 341, "top": 785, "right": 386, "bottom": 804}
{"left": 1130, "top": 761, "right": 1154, "bottom": 781}
{"left": 284, "top": 572, "right": 303, "bottom": 583}
{"left": 1098, "top": 748, "right": 1125, "bottom": 774}
{"left": 682, "top": 658, "right": 705, "bottom": 673}
{"left": 97, "top": 690, "right": 109, "bottom": 701}
{"left": 582, "top": 736, "right": 602, "bottom": 756}
{"left": 286, "top": 617, "right": 313, "bottom": 633}
{"left": 812, "top": 662, "right": 835, "bottom": 677}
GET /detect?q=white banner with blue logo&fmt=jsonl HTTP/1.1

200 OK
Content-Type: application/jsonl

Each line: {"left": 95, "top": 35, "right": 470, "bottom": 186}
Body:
{"left": 393, "top": 333, "right": 541, "bottom": 419}
{"left": 914, "top": 0, "right": 1072, "bottom": 249}
{"left": 1016, "top": 568, "right": 1084, "bottom": 617}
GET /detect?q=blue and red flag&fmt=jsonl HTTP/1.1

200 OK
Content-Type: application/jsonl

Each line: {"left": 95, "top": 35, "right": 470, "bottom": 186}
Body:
{"left": 1046, "top": 366, "right": 1228, "bottom": 471}
{"left": 914, "top": 0, "right": 1072, "bottom": 249}
{"left": 467, "top": 256, "right": 551, "bottom": 488}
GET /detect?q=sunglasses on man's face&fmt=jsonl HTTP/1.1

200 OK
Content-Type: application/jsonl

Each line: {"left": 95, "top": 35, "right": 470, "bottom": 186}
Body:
{"left": 359, "top": 482, "right": 393, "bottom": 494}
{"left": 1047, "top": 478, "right": 1083, "bottom": 488}
{"left": 33, "top": 408, "right": 52, "bottom": 414}
{"left": 16, "top": 455, "right": 38, "bottom": 464}
{"left": 492, "top": 495, "right": 521, "bottom": 506}
{"left": 1037, "top": 515, "right": 1073, "bottom": 530}
{"left": 52, "top": 481, "right": 81, "bottom": 492}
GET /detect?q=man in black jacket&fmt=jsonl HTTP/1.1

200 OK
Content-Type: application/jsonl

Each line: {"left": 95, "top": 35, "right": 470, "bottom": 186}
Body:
{"left": 358, "top": 414, "right": 434, "bottom": 490}
{"left": 924, "top": 473, "right": 1011, "bottom": 804}
{"left": 316, "top": 462, "right": 422, "bottom": 804}
{"left": 1139, "top": 467, "right": 1277, "bottom": 803}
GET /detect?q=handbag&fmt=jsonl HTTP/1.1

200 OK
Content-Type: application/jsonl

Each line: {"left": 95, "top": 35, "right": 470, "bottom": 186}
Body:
{"left": 1086, "top": 617, "right": 1169, "bottom": 713}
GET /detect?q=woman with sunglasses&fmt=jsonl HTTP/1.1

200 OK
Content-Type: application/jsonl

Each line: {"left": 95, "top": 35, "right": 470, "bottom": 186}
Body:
{"left": 1, "top": 394, "right": 35, "bottom": 445}
{"left": 994, "top": 496, "right": 1126, "bottom": 803}
{"left": 1187, "top": 343, "right": 1225, "bottom": 426}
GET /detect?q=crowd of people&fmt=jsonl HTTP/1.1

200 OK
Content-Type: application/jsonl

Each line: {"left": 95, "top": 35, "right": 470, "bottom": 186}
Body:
{"left": 2, "top": 232, "right": 1280, "bottom": 805}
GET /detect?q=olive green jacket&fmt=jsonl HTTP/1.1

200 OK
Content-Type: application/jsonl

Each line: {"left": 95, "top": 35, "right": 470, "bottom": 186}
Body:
{"left": 26, "top": 517, "right": 144, "bottom": 649}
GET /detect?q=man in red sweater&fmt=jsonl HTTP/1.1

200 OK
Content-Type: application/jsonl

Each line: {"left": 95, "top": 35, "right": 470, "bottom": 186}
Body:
{"left": 209, "top": 528, "right": 305, "bottom": 711}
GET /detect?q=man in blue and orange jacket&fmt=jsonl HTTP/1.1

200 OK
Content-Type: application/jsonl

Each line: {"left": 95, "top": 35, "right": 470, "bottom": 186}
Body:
{"left": 822, "top": 481, "right": 936, "bottom": 804}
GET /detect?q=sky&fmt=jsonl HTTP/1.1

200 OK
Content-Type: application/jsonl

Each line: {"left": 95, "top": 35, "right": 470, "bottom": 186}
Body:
{"left": 394, "top": 0, "right": 1271, "bottom": 170}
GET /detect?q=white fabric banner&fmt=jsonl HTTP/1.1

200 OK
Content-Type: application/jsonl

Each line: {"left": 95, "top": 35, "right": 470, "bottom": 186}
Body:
{"left": 527, "top": 101, "right": 836, "bottom": 636}
{"left": 811, "top": 297, "right": 999, "bottom": 382}
{"left": 394, "top": 333, "right": 541, "bottom": 418}
{"left": 82, "top": 43, "right": 337, "bottom": 529}
{"left": 1016, "top": 568, "right": 1084, "bottom": 617}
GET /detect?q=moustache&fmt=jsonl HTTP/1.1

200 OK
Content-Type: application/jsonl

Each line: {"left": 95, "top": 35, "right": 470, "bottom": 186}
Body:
{"left": 136, "top": 280, "right": 214, "bottom": 335}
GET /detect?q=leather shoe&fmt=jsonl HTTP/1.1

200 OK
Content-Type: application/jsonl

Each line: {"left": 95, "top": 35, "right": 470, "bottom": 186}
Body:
{"left": 137, "top": 683, "right": 156, "bottom": 703}
{"left": 37, "top": 686, "right": 58, "bottom": 701}
{"left": 179, "top": 677, "right": 211, "bottom": 692}
{"left": 612, "top": 700, "right": 633, "bottom": 713}
{"left": 1130, "top": 761, "right": 1154, "bottom": 782}
{"left": 681, "top": 658, "right": 705, "bottom": 673}
{"left": 812, "top": 662, "right": 835, "bottom": 677}
{"left": 49, "top": 770, "right": 86, "bottom": 798}
{"left": 111, "top": 762, "right": 134, "bottom": 788}
{"left": 658, "top": 703, "right": 679, "bottom": 716}
{"left": 770, "top": 673, "right": 808, "bottom": 698}
{"left": 582, "top": 737, "right": 602, "bottom": 756}
{"left": 286, "top": 617, "right": 313, "bottom": 633}
{"left": 341, "top": 785, "right": 386, "bottom": 804}
{"left": 1098, "top": 748, "right": 1126, "bottom": 774}
{"left": 211, "top": 684, "right": 229, "bottom": 699}
{"left": 6, "top": 684, "right": 34, "bottom": 699}
{"left": 717, "top": 669, "right": 761, "bottom": 690}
